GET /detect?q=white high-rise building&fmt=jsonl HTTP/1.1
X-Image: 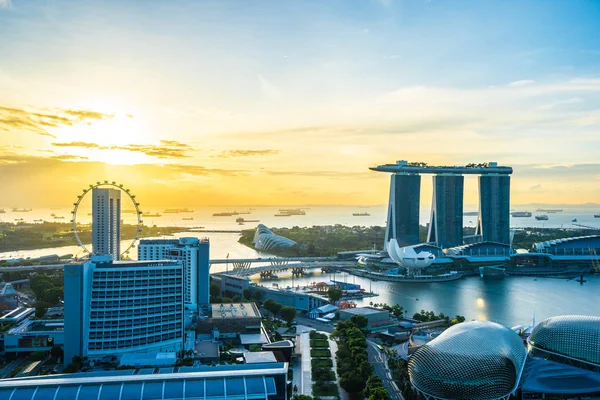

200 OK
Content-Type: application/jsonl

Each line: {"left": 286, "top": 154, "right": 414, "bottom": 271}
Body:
{"left": 63, "top": 255, "right": 184, "bottom": 366}
{"left": 138, "top": 237, "right": 210, "bottom": 307}
{"left": 92, "top": 188, "right": 121, "bottom": 260}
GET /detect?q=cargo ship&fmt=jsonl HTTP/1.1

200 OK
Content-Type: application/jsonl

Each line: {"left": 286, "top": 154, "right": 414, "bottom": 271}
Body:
{"left": 236, "top": 218, "right": 260, "bottom": 223}
{"left": 12, "top": 208, "right": 32, "bottom": 212}
{"left": 594, "top": 214, "right": 600, "bottom": 218}
{"left": 274, "top": 213, "right": 292, "bottom": 217}
{"left": 182, "top": 217, "right": 194, "bottom": 220}
{"left": 511, "top": 211, "right": 532, "bottom": 217}
{"left": 536, "top": 209, "right": 563, "bottom": 213}
{"left": 352, "top": 212, "right": 370, "bottom": 216}
{"left": 535, "top": 215, "right": 549, "bottom": 221}
{"left": 213, "top": 212, "right": 238, "bottom": 217}
{"left": 164, "top": 208, "right": 194, "bottom": 213}
{"left": 142, "top": 213, "right": 162, "bottom": 217}
{"left": 278, "top": 208, "right": 306, "bottom": 215}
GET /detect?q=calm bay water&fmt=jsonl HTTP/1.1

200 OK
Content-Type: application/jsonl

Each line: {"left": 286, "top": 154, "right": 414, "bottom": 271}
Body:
{"left": 1, "top": 206, "right": 600, "bottom": 326}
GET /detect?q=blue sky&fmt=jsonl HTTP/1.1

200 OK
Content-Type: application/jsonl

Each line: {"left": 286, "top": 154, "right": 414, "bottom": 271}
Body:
{"left": 1, "top": 0, "right": 600, "bottom": 206}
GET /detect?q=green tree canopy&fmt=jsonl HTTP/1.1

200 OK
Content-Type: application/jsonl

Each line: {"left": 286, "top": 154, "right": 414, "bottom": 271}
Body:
{"left": 279, "top": 306, "right": 297, "bottom": 324}
{"left": 327, "top": 287, "right": 343, "bottom": 303}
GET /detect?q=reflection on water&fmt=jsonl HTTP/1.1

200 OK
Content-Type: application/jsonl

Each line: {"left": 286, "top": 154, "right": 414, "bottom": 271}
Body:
{"left": 265, "top": 271, "right": 600, "bottom": 327}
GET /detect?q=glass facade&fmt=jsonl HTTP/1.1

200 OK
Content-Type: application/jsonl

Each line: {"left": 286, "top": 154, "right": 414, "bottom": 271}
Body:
{"left": 529, "top": 315, "right": 600, "bottom": 368}
{"left": 385, "top": 174, "right": 421, "bottom": 248}
{"left": 408, "top": 321, "right": 527, "bottom": 400}
{"left": 64, "top": 258, "right": 184, "bottom": 365}
{"left": 428, "top": 175, "right": 464, "bottom": 249}
{"left": 92, "top": 188, "right": 121, "bottom": 260}
{"left": 253, "top": 224, "right": 297, "bottom": 250}
{"left": 477, "top": 175, "right": 510, "bottom": 245}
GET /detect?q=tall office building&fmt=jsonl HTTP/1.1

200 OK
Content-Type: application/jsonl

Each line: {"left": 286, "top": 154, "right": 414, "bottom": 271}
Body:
{"left": 64, "top": 256, "right": 184, "bottom": 366}
{"left": 384, "top": 174, "right": 421, "bottom": 248}
{"left": 92, "top": 188, "right": 121, "bottom": 260}
{"left": 476, "top": 175, "right": 511, "bottom": 245}
{"left": 427, "top": 175, "right": 464, "bottom": 249}
{"left": 138, "top": 237, "right": 210, "bottom": 307}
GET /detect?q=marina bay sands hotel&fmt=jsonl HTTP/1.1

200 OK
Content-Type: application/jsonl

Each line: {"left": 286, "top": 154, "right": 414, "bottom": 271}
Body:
{"left": 371, "top": 160, "right": 513, "bottom": 249}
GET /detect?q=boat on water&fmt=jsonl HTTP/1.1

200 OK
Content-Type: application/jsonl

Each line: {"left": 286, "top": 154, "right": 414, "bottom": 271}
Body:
{"left": 142, "top": 213, "right": 162, "bottom": 217}
{"left": 53, "top": 215, "right": 65, "bottom": 219}
{"left": 236, "top": 217, "right": 260, "bottom": 223}
{"left": 14, "top": 218, "right": 24, "bottom": 222}
{"left": 278, "top": 208, "right": 306, "bottom": 215}
{"left": 347, "top": 269, "right": 463, "bottom": 283}
{"left": 164, "top": 208, "right": 194, "bottom": 213}
{"left": 213, "top": 212, "right": 238, "bottom": 217}
{"left": 572, "top": 218, "right": 578, "bottom": 223}
{"left": 535, "top": 215, "right": 549, "bottom": 221}
{"left": 12, "top": 208, "right": 32, "bottom": 212}
{"left": 352, "top": 212, "right": 370, "bottom": 216}
{"left": 511, "top": 211, "right": 532, "bottom": 218}
{"left": 182, "top": 217, "right": 194, "bottom": 220}
{"left": 274, "top": 213, "right": 292, "bottom": 217}
{"left": 479, "top": 265, "right": 506, "bottom": 279}
{"left": 594, "top": 214, "right": 600, "bottom": 218}
{"left": 536, "top": 209, "right": 563, "bottom": 213}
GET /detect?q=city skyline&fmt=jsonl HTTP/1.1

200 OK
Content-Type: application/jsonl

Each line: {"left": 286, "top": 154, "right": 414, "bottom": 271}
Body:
{"left": 1, "top": 0, "right": 600, "bottom": 206}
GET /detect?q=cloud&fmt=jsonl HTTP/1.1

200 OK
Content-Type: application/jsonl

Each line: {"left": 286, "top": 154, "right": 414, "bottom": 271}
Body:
{"left": 50, "top": 154, "right": 90, "bottom": 161}
{"left": 218, "top": 149, "right": 281, "bottom": 158}
{"left": 51, "top": 141, "right": 193, "bottom": 159}
{"left": 507, "top": 80, "right": 535, "bottom": 87}
{"left": 258, "top": 74, "right": 281, "bottom": 100}
{"left": 0, "top": 106, "right": 113, "bottom": 137}
{"left": 529, "top": 184, "right": 542, "bottom": 191}
{"left": 0, "top": 0, "right": 11, "bottom": 9}
{"left": 168, "top": 164, "right": 247, "bottom": 177}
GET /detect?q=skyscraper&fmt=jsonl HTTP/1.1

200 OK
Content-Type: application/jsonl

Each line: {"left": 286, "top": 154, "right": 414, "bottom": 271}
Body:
{"left": 476, "top": 175, "right": 511, "bottom": 245}
{"left": 63, "top": 255, "right": 184, "bottom": 366}
{"left": 138, "top": 237, "right": 210, "bottom": 307}
{"left": 384, "top": 173, "right": 421, "bottom": 248}
{"left": 92, "top": 187, "right": 121, "bottom": 260}
{"left": 428, "top": 175, "right": 464, "bottom": 249}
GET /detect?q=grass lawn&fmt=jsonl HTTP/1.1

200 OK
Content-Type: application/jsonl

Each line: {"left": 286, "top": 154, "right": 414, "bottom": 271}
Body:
{"left": 312, "top": 383, "right": 340, "bottom": 397}
{"left": 310, "top": 349, "right": 331, "bottom": 358}
{"left": 310, "top": 339, "right": 330, "bottom": 348}
{"left": 311, "top": 359, "right": 333, "bottom": 369}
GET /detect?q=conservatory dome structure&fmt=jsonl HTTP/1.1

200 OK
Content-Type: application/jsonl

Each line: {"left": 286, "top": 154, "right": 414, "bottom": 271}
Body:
{"left": 408, "top": 321, "right": 528, "bottom": 400}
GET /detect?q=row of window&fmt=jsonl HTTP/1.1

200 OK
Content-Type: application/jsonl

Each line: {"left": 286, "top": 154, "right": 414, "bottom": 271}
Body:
{"left": 88, "top": 332, "right": 180, "bottom": 350}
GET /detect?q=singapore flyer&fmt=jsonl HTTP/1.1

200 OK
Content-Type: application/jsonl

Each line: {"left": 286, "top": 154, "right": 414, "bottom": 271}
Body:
{"left": 71, "top": 181, "right": 143, "bottom": 258}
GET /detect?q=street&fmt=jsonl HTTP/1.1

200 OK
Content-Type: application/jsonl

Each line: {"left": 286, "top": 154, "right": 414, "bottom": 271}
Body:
{"left": 367, "top": 341, "right": 405, "bottom": 400}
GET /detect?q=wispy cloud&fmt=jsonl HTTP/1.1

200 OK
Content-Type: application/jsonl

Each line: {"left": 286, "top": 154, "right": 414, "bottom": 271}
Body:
{"left": 0, "top": 0, "right": 11, "bottom": 9}
{"left": 0, "top": 106, "right": 113, "bottom": 137}
{"left": 507, "top": 79, "right": 535, "bottom": 87}
{"left": 51, "top": 140, "right": 193, "bottom": 159}
{"left": 218, "top": 149, "right": 281, "bottom": 158}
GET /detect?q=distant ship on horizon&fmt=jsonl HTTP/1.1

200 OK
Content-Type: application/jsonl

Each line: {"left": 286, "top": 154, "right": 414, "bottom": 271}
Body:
{"left": 535, "top": 214, "right": 549, "bottom": 221}
{"left": 12, "top": 208, "right": 32, "bottom": 212}
{"left": 164, "top": 208, "right": 194, "bottom": 213}
{"left": 536, "top": 208, "right": 563, "bottom": 213}
{"left": 511, "top": 211, "right": 532, "bottom": 218}
{"left": 352, "top": 212, "right": 370, "bottom": 216}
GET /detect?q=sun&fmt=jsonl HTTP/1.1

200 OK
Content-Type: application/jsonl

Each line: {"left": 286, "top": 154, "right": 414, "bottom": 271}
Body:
{"left": 50, "top": 112, "right": 157, "bottom": 165}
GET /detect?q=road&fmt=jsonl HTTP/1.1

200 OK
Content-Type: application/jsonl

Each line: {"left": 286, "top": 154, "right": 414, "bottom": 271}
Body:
{"left": 294, "top": 316, "right": 334, "bottom": 333}
{"left": 367, "top": 342, "right": 405, "bottom": 400}
{"left": 0, "top": 358, "right": 26, "bottom": 379}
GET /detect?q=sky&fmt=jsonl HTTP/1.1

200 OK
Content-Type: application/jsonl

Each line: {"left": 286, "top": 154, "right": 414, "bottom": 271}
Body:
{"left": 1, "top": 0, "right": 600, "bottom": 207}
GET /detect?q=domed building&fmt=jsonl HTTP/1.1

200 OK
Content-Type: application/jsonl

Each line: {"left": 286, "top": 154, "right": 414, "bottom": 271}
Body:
{"left": 252, "top": 224, "right": 297, "bottom": 251}
{"left": 528, "top": 315, "right": 600, "bottom": 371}
{"left": 408, "top": 321, "right": 527, "bottom": 400}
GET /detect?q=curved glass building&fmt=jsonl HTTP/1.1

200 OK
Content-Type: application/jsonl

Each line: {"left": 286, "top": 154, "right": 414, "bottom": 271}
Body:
{"left": 408, "top": 321, "right": 527, "bottom": 400}
{"left": 253, "top": 224, "right": 297, "bottom": 251}
{"left": 528, "top": 315, "right": 600, "bottom": 371}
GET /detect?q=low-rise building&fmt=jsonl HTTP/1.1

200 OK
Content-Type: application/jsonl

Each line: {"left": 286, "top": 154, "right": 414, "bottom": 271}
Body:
{"left": 2, "top": 318, "right": 64, "bottom": 353}
{"left": 339, "top": 307, "right": 392, "bottom": 328}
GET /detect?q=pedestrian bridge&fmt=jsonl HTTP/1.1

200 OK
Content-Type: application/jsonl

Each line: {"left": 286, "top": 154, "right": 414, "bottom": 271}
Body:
{"left": 220, "top": 260, "right": 355, "bottom": 277}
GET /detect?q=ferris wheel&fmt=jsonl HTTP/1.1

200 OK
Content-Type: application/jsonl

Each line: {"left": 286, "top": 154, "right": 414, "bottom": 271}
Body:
{"left": 71, "top": 181, "right": 143, "bottom": 258}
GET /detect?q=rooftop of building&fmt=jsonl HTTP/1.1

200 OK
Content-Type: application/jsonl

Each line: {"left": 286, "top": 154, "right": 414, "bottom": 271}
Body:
{"left": 0, "top": 307, "right": 33, "bottom": 322}
{"left": 209, "top": 303, "right": 261, "bottom": 319}
{"left": 8, "top": 318, "right": 64, "bottom": 335}
{"left": 244, "top": 351, "right": 277, "bottom": 364}
{"left": 139, "top": 237, "right": 209, "bottom": 245}
{"left": 370, "top": 160, "right": 513, "bottom": 175}
{"left": 0, "top": 363, "right": 288, "bottom": 399}
{"left": 340, "top": 306, "right": 387, "bottom": 316}
{"left": 194, "top": 341, "right": 220, "bottom": 358}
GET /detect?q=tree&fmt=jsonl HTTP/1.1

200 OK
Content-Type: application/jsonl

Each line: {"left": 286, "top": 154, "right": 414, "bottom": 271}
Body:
{"left": 34, "top": 301, "right": 50, "bottom": 318}
{"left": 280, "top": 306, "right": 297, "bottom": 324}
{"left": 291, "top": 395, "right": 313, "bottom": 400}
{"left": 243, "top": 289, "right": 252, "bottom": 300}
{"left": 50, "top": 345, "right": 64, "bottom": 364}
{"left": 368, "top": 387, "right": 391, "bottom": 400}
{"left": 272, "top": 302, "right": 283, "bottom": 317}
{"left": 263, "top": 299, "right": 275, "bottom": 316}
{"left": 340, "top": 371, "right": 368, "bottom": 393}
{"left": 327, "top": 288, "right": 343, "bottom": 303}
{"left": 349, "top": 314, "right": 368, "bottom": 330}
{"left": 210, "top": 284, "right": 221, "bottom": 301}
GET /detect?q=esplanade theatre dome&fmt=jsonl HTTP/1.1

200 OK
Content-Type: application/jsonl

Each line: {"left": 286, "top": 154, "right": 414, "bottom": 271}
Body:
{"left": 528, "top": 315, "right": 600, "bottom": 367}
{"left": 408, "top": 321, "right": 527, "bottom": 400}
